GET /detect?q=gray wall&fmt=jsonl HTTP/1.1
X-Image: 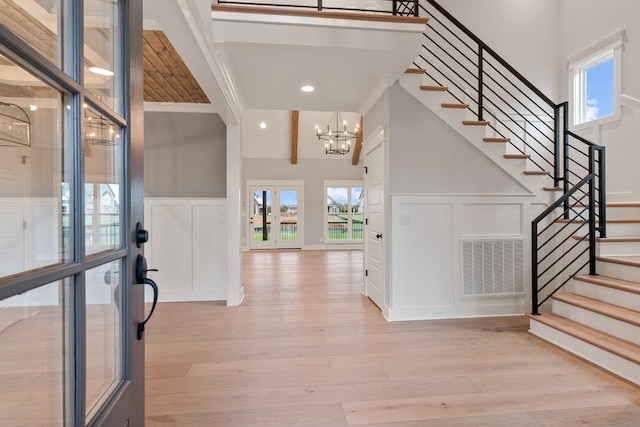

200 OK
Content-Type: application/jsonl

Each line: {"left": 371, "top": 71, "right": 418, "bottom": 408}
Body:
{"left": 144, "top": 111, "right": 226, "bottom": 197}
{"left": 243, "top": 157, "right": 363, "bottom": 246}
{"left": 387, "top": 84, "right": 526, "bottom": 194}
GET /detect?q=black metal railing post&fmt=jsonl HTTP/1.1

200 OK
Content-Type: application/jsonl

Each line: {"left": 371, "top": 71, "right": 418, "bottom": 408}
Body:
{"left": 318, "top": 0, "right": 322, "bottom": 11}
{"left": 531, "top": 220, "right": 539, "bottom": 315}
{"left": 553, "top": 105, "right": 561, "bottom": 187}
{"left": 599, "top": 147, "right": 607, "bottom": 238}
{"left": 563, "top": 109, "right": 570, "bottom": 220}
{"left": 588, "top": 147, "right": 597, "bottom": 275}
{"left": 477, "top": 45, "right": 484, "bottom": 121}
{"left": 414, "top": 0, "right": 419, "bottom": 16}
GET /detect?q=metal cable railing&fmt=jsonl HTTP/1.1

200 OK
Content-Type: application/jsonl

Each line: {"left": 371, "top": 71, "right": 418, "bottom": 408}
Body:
{"left": 414, "top": 0, "right": 606, "bottom": 314}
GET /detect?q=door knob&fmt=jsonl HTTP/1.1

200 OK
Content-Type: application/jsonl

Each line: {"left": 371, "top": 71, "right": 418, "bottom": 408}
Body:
{"left": 376, "top": 233, "right": 382, "bottom": 239}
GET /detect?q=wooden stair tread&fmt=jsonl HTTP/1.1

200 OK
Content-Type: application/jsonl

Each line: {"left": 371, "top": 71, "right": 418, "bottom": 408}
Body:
{"left": 559, "top": 218, "right": 640, "bottom": 224}
{"left": 462, "top": 120, "right": 489, "bottom": 126}
{"left": 597, "top": 255, "right": 640, "bottom": 268}
{"left": 483, "top": 137, "right": 510, "bottom": 143}
{"left": 523, "top": 170, "right": 550, "bottom": 176}
{"left": 405, "top": 68, "right": 426, "bottom": 74}
{"left": 544, "top": 187, "right": 563, "bottom": 191}
{"left": 503, "top": 154, "right": 530, "bottom": 159}
{"left": 441, "top": 103, "right": 469, "bottom": 109}
{"left": 574, "top": 274, "right": 640, "bottom": 295}
{"left": 420, "top": 85, "right": 448, "bottom": 91}
{"left": 607, "top": 202, "right": 640, "bottom": 208}
{"left": 570, "top": 235, "right": 640, "bottom": 242}
{"left": 553, "top": 293, "right": 640, "bottom": 327}
{"left": 529, "top": 313, "right": 640, "bottom": 365}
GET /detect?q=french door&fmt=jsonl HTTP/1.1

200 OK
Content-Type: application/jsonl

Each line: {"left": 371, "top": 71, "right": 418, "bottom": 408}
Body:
{"left": 0, "top": 1, "right": 144, "bottom": 426}
{"left": 249, "top": 182, "right": 304, "bottom": 250}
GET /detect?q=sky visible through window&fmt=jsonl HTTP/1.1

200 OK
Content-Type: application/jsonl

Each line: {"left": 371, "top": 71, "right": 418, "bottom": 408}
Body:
{"left": 585, "top": 58, "right": 614, "bottom": 121}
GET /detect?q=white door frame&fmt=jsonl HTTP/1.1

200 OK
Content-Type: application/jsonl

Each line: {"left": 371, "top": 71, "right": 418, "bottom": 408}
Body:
{"left": 363, "top": 127, "right": 388, "bottom": 316}
{"left": 246, "top": 180, "right": 304, "bottom": 250}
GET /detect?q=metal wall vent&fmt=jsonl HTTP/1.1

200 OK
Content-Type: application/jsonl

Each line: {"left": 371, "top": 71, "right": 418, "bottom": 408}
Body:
{"left": 462, "top": 239, "right": 525, "bottom": 296}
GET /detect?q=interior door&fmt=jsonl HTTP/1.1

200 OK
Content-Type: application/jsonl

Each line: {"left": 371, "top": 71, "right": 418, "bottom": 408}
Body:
{"left": 250, "top": 185, "right": 303, "bottom": 250}
{"left": 0, "top": 1, "right": 144, "bottom": 426}
{"left": 364, "top": 138, "right": 385, "bottom": 310}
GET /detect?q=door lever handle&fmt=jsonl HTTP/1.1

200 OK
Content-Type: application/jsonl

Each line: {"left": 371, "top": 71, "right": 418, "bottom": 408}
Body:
{"left": 135, "top": 254, "right": 159, "bottom": 340}
{"left": 376, "top": 233, "right": 382, "bottom": 239}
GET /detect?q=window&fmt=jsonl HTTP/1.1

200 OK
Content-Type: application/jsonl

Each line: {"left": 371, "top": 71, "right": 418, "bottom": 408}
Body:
{"left": 569, "top": 30, "right": 625, "bottom": 127}
{"left": 325, "top": 183, "right": 363, "bottom": 242}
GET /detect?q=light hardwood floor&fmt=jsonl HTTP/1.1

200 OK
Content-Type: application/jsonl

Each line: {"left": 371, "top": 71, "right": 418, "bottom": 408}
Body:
{"left": 145, "top": 250, "right": 640, "bottom": 426}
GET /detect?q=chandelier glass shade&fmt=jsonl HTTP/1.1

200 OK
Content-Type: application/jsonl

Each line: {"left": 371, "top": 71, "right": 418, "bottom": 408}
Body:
{"left": 84, "top": 106, "right": 121, "bottom": 146}
{"left": 315, "top": 112, "right": 358, "bottom": 155}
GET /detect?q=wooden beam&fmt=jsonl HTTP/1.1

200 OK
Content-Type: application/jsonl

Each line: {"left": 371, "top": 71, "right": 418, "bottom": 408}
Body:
{"left": 351, "top": 115, "right": 363, "bottom": 166}
{"left": 291, "top": 110, "right": 299, "bottom": 165}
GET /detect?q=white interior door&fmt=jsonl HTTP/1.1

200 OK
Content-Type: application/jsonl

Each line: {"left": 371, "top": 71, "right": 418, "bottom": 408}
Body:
{"left": 249, "top": 184, "right": 303, "bottom": 250}
{"left": 364, "top": 137, "right": 385, "bottom": 309}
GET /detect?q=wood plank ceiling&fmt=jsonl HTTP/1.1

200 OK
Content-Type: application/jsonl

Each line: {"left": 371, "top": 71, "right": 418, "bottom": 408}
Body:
{"left": 1, "top": 0, "right": 209, "bottom": 104}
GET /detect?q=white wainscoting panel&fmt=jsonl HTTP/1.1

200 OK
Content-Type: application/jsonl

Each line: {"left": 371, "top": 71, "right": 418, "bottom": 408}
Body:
{"left": 388, "top": 195, "right": 537, "bottom": 321}
{"left": 145, "top": 198, "right": 227, "bottom": 302}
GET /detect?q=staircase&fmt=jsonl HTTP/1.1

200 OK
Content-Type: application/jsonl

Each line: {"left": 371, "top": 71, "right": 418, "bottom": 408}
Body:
{"left": 408, "top": 0, "right": 640, "bottom": 385}
{"left": 529, "top": 203, "right": 640, "bottom": 385}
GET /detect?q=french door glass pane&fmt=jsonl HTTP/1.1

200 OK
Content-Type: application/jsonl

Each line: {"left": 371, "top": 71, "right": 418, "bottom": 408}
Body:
{"left": 85, "top": 259, "right": 123, "bottom": 422}
{"left": 0, "top": 279, "right": 71, "bottom": 427}
{"left": 252, "top": 190, "right": 272, "bottom": 242}
{"left": 0, "top": 0, "right": 62, "bottom": 68}
{"left": 327, "top": 186, "right": 348, "bottom": 240}
{"left": 351, "top": 187, "right": 363, "bottom": 240}
{"left": 279, "top": 190, "right": 297, "bottom": 241}
{"left": 84, "top": 107, "right": 122, "bottom": 255}
{"left": 0, "top": 55, "right": 71, "bottom": 279}
{"left": 84, "top": 0, "right": 121, "bottom": 111}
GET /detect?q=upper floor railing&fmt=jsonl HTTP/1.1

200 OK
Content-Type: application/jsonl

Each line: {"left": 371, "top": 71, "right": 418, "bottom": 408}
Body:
{"left": 215, "top": 0, "right": 419, "bottom": 16}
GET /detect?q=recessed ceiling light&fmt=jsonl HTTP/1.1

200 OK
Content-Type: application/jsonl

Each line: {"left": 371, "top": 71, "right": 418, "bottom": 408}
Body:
{"left": 88, "top": 67, "right": 115, "bottom": 77}
{"left": 301, "top": 85, "right": 314, "bottom": 92}
{"left": 29, "top": 104, "right": 37, "bottom": 111}
{"left": 260, "top": 122, "right": 267, "bottom": 129}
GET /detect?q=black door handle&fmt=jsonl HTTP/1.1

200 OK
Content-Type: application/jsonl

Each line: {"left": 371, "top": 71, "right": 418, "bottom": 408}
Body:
{"left": 376, "top": 233, "right": 382, "bottom": 239}
{"left": 136, "top": 254, "right": 159, "bottom": 340}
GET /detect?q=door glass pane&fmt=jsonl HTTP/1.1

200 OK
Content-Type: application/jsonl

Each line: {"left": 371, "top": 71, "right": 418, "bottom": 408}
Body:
{"left": 0, "top": 279, "right": 72, "bottom": 427}
{"left": 0, "top": 55, "right": 71, "bottom": 279}
{"left": 85, "top": 260, "right": 123, "bottom": 422}
{"left": 84, "top": 0, "right": 121, "bottom": 111}
{"left": 252, "top": 190, "right": 272, "bottom": 242}
{"left": 84, "top": 107, "right": 122, "bottom": 255}
{"left": 351, "top": 187, "right": 363, "bottom": 240}
{"left": 327, "top": 186, "right": 348, "bottom": 240}
{"left": 279, "top": 190, "right": 297, "bottom": 241}
{"left": 0, "top": 1, "right": 62, "bottom": 68}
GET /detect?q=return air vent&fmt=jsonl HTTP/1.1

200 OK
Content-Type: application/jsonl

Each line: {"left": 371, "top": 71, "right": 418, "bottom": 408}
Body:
{"left": 462, "top": 239, "right": 525, "bottom": 296}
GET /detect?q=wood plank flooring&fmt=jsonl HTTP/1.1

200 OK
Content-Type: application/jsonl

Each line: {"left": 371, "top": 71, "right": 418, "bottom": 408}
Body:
{"left": 145, "top": 250, "right": 640, "bottom": 426}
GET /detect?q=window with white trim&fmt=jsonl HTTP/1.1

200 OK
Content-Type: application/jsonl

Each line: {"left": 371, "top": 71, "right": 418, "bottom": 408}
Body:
{"left": 568, "top": 30, "right": 625, "bottom": 127}
{"left": 324, "top": 182, "right": 363, "bottom": 242}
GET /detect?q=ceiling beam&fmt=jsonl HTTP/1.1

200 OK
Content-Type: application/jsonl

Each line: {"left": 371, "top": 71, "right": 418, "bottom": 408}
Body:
{"left": 351, "top": 115, "right": 363, "bottom": 165}
{"left": 291, "top": 110, "right": 299, "bottom": 165}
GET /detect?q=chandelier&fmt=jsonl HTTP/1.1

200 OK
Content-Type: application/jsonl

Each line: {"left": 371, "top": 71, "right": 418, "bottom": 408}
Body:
{"left": 315, "top": 112, "right": 358, "bottom": 155}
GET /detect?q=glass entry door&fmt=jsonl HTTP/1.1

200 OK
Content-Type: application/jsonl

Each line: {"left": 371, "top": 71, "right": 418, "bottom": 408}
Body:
{"left": 0, "top": 0, "right": 144, "bottom": 425}
{"left": 250, "top": 185, "right": 303, "bottom": 250}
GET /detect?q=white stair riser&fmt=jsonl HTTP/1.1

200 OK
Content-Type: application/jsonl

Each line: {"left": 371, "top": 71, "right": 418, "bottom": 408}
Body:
{"left": 606, "top": 207, "right": 640, "bottom": 220}
{"left": 529, "top": 320, "right": 640, "bottom": 386}
{"left": 602, "top": 222, "right": 640, "bottom": 236}
{"left": 597, "top": 260, "right": 640, "bottom": 282}
{"left": 596, "top": 241, "right": 640, "bottom": 257}
{"left": 573, "top": 280, "right": 640, "bottom": 312}
{"left": 552, "top": 299, "right": 640, "bottom": 345}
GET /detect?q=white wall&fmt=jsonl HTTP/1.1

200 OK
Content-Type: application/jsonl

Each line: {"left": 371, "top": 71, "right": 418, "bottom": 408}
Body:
{"left": 377, "top": 84, "right": 550, "bottom": 320}
{"left": 438, "top": 0, "right": 562, "bottom": 100}
{"left": 558, "top": 0, "right": 640, "bottom": 201}
{"left": 144, "top": 198, "right": 227, "bottom": 302}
